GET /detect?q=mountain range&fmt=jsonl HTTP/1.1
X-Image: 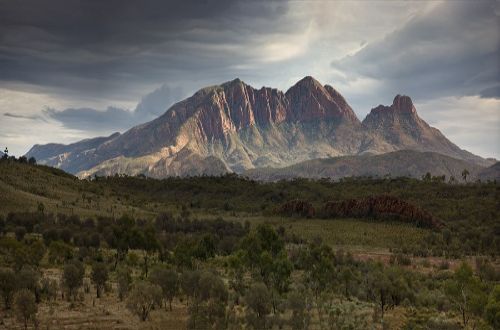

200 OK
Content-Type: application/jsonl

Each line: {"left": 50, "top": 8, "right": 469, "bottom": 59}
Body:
{"left": 26, "top": 76, "right": 497, "bottom": 180}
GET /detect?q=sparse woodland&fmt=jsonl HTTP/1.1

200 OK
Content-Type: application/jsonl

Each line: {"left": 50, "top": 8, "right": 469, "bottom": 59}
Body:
{"left": 0, "top": 159, "right": 499, "bottom": 329}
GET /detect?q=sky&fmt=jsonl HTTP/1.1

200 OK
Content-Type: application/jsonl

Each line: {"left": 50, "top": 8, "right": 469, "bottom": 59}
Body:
{"left": 0, "top": 0, "right": 499, "bottom": 159}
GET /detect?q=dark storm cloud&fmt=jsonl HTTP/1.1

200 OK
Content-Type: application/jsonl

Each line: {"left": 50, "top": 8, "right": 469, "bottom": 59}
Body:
{"left": 331, "top": 0, "right": 499, "bottom": 101}
{"left": 0, "top": 0, "right": 289, "bottom": 102}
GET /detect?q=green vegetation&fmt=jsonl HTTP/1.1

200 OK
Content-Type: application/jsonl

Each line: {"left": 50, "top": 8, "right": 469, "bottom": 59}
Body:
{"left": 0, "top": 159, "right": 498, "bottom": 328}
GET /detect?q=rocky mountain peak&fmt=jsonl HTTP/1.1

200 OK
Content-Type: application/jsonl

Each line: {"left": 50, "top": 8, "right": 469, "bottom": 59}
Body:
{"left": 291, "top": 76, "right": 324, "bottom": 89}
{"left": 359, "top": 95, "right": 479, "bottom": 164}
{"left": 285, "top": 76, "right": 360, "bottom": 123}
{"left": 392, "top": 94, "right": 416, "bottom": 114}
{"left": 221, "top": 78, "right": 245, "bottom": 89}
{"left": 365, "top": 94, "right": 418, "bottom": 120}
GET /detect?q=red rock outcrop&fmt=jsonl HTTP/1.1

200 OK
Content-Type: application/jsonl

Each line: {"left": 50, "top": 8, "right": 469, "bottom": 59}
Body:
{"left": 276, "top": 199, "right": 316, "bottom": 218}
{"left": 322, "top": 195, "right": 443, "bottom": 229}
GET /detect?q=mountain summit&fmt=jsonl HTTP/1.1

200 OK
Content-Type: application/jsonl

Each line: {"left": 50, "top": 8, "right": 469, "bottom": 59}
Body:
{"left": 361, "top": 95, "right": 486, "bottom": 165}
{"left": 285, "top": 76, "right": 360, "bottom": 124}
{"left": 26, "top": 77, "right": 492, "bottom": 178}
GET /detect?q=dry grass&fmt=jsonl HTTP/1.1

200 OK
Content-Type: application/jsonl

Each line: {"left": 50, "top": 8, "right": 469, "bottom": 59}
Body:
{"left": 0, "top": 264, "right": 416, "bottom": 330}
{"left": 1, "top": 274, "right": 188, "bottom": 330}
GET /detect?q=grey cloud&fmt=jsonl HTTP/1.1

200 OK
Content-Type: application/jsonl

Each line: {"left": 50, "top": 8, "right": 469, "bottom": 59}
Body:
{"left": 331, "top": 1, "right": 499, "bottom": 101}
{"left": 135, "top": 85, "right": 185, "bottom": 119}
{"left": 44, "top": 84, "right": 186, "bottom": 131}
{"left": 43, "top": 106, "right": 134, "bottom": 132}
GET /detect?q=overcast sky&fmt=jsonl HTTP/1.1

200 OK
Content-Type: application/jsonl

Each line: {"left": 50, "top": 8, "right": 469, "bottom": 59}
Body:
{"left": 0, "top": 0, "right": 498, "bottom": 158}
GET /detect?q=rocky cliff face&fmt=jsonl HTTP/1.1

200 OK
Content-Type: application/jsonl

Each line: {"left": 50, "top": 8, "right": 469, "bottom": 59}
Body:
{"left": 26, "top": 77, "right": 493, "bottom": 178}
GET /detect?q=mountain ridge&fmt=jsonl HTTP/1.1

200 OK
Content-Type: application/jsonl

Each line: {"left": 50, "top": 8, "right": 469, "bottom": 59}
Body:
{"left": 243, "top": 150, "right": 491, "bottom": 182}
{"left": 26, "top": 77, "right": 494, "bottom": 178}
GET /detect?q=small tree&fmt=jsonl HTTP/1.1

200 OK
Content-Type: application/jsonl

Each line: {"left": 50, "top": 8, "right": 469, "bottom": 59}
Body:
{"left": 245, "top": 282, "right": 272, "bottom": 330}
{"left": 40, "top": 277, "right": 58, "bottom": 302}
{"left": 461, "top": 169, "right": 470, "bottom": 182}
{"left": 422, "top": 172, "right": 432, "bottom": 182}
{"left": 126, "top": 281, "right": 162, "bottom": 321}
{"left": 340, "top": 267, "right": 355, "bottom": 299}
{"left": 149, "top": 265, "right": 178, "bottom": 311}
{"left": 268, "top": 251, "right": 293, "bottom": 311}
{"left": 48, "top": 241, "right": 74, "bottom": 265}
{"left": 14, "top": 226, "right": 26, "bottom": 241}
{"left": 37, "top": 202, "right": 45, "bottom": 214}
{"left": 17, "top": 266, "right": 41, "bottom": 303}
{"left": 445, "top": 262, "right": 488, "bottom": 328}
{"left": 13, "top": 289, "right": 37, "bottom": 330}
{"left": 116, "top": 266, "right": 132, "bottom": 301}
{"left": 91, "top": 262, "right": 109, "bottom": 298}
{"left": 0, "top": 267, "right": 16, "bottom": 309}
{"left": 187, "top": 271, "right": 228, "bottom": 330}
{"left": 28, "top": 157, "right": 36, "bottom": 165}
{"left": 62, "top": 261, "right": 85, "bottom": 301}
{"left": 228, "top": 252, "right": 246, "bottom": 305}
{"left": 25, "top": 240, "right": 46, "bottom": 268}
{"left": 181, "top": 270, "right": 202, "bottom": 306}
{"left": 485, "top": 285, "right": 500, "bottom": 329}
{"left": 328, "top": 302, "right": 370, "bottom": 330}
{"left": 366, "top": 266, "right": 410, "bottom": 320}
{"left": 288, "top": 290, "right": 311, "bottom": 330}
{"left": 139, "top": 226, "right": 159, "bottom": 277}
